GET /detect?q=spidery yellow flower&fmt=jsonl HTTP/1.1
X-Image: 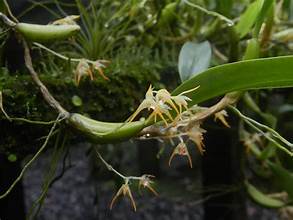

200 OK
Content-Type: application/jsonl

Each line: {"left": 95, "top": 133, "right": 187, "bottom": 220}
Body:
{"left": 110, "top": 180, "right": 136, "bottom": 211}
{"left": 74, "top": 59, "right": 109, "bottom": 85}
{"left": 127, "top": 85, "right": 199, "bottom": 126}
{"left": 127, "top": 85, "right": 173, "bottom": 125}
{"left": 187, "top": 124, "right": 206, "bottom": 155}
{"left": 169, "top": 142, "right": 193, "bottom": 168}
{"left": 138, "top": 175, "right": 158, "bottom": 196}
{"left": 214, "top": 110, "right": 230, "bottom": 128}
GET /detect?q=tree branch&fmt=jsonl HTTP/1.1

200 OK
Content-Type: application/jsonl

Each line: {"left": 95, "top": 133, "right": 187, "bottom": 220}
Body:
{"left": 23, "top": 40, "right": 69, "bottom": 118}
{"left": 0, "top": 12, "right": 16, "bottom": 27}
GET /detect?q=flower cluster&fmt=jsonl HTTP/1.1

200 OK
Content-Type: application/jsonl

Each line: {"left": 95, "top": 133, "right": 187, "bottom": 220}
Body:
{"left": 110, "top": 179, "right": 137, "bottom": 211}
{"left": 214, "top": 110, "right": 230, "bottom": 128}
{"left": 166, "top": 122, "right": 206, "bottom": 168}
{"left": 74, "top": 59, "right": 109, "bottom": 85}
{"left": 95, "top": 148, "right": 158, "bottom": 211}
{"left": 138, "top": 175, "right": 158, "bottom": 196}
{"left": 186, "top": 123, "right": 207, "bottom": 155}
{"left": 169, "top": 141, "right": 193, "bottom": 168}
{"left": 127, "top": 85, "right": 199, "bottom": 125}
{"left": 110, "top": 175, "right": 158, "bottom": 211}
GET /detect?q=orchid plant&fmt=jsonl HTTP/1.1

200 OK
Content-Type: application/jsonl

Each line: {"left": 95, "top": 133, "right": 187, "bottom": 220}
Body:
{"left": 1, "top": 0, "right": 293, "bottom": 218}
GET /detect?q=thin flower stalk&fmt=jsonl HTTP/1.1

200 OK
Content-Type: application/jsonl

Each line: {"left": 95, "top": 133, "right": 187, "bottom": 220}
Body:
{"left": 94, "top": 147, "right": 158, "bottom": 211}
{"left": 0, "top": 91, "right": 11, "bottom": 120}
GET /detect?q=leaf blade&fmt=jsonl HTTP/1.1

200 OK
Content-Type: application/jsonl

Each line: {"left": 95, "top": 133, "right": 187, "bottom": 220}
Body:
{"left": 178, "top": 41, "right": 212, "bottom": 82}
{"left": 268, "top": 162, "right": 293, "bottom": 200}
{"left": 172, "top": 56, "right": 293, "bottom": 106}
{"left": 245, "top": 181, "right": 287, "bottom": 208}
{"left": 236, "top": 0, "right": 264, "bottom": 38}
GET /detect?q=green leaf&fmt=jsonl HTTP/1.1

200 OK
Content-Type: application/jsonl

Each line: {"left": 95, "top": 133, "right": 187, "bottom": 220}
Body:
{"left": 243, "top": 93, "right": 277, "bottom": 127}
{"left": 278, "top": 104, "right": 293, "bottom": 114}
{"left": 243, "top": 38, "right": 260, "bottom": 60}
{"left": 268, "top": 162, "right": 293, "bottom": 200}
{"left": 7, "top": 154, "right": 17, "bottom": 162}
{"left": 216, "top": 0, "right": 233, "bottom": 17}
{"left": 178, "top": 41, "right": 211, "bottom": 82}
{"left": 245, "top": 181, "right": 287, "bottom": 208}
{"left": 71, "top": 95, "right": 83, "bottom": 107}
{"left": 0, "top": 1, "right": 6, "bottom": 13}
{"left": 261, "top": 113, "right": 277, "bottom": 128}
{"left": 259, "top": 143, "right": 276, "bottom": 160}
{"left": 290, "top": 0, "right": 293, "bottom": 21}
{"left": 158, "top": 2, "right": 178, "bottom": 26}
{"left": 172, "top": 56, "right": 293, "bottom": 106}
{"left": 253, "top": 0, "right": 274, "bottom": 37}
{"left": 236, "top": 0, "right": 264, "bottom": 38}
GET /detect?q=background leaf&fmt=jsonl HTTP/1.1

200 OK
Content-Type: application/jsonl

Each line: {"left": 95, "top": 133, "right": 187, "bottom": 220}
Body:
{"left": 236, "top": 0, "right": 264, "bottom": 38}
{"left": 72, "top": 95, "right": 83, "bottom": 107}
{"left": 290, "top": 0, "right": 293, "bottom": 21}
{"left": 216, "top": 0, "right": 233, "bottom": 17}
{"left": 268, "top": 162, "right": 293, "bottom": 200}
{"left": 253, "top": 0, "right": 274, "bottom": 37}
{"left": 0, "top": 1, "right": 6, "bottom": 13}
{"left": 178, "top": 41, "right": 212, "bottom": 82}
{"left": 245, "top": 181, "right": 287, "bottom": 208}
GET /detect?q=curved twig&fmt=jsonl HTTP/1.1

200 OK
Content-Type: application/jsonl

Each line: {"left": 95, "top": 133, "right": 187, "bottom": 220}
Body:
{"left": 23, "top": 40, "right": 69, "bottom": 118}
{"left": 0, "top": 12, "right": 16, "bottom": 27}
